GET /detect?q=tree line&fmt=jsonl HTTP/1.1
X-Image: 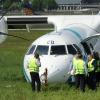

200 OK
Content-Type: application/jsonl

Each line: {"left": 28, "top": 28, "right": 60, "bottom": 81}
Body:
{"left": 1, "top": 0, "right": 100, "bottom": 12}
{"left": 0, "top": 0, "right": 58, "bottom": 11}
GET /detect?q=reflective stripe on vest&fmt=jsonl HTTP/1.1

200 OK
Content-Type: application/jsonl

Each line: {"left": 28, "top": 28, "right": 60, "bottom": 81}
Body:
{"left": 96, "top": 60, "right": 100, "bottom": 72}
{"left": 73, "top": 57, "right": 77, "bottom": 68}
{"left": 74, "top": 59, "right": 85, "bottom": 75}
{"left": 28, "top": 57, "right": 39, "bottom": 72}
{"left": 88, "top": 59, "right": 95, "bottom": 72}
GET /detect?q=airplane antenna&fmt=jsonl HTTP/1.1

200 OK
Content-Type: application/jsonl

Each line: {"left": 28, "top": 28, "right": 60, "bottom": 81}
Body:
{"left": 54, "top": 25, "right": 57, "bottom": 32}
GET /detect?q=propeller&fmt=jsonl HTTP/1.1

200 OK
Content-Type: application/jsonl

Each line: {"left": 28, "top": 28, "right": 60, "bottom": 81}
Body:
{"left": 0, "top": 1, "right": 29, "bottom": 43}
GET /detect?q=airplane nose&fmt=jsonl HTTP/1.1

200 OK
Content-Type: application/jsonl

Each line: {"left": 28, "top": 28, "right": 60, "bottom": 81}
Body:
{"left": 24, "top": 55, "right": 73, "bottom": 83}
{"left": 39, "top": 55, "right": 73, "bottom": 83}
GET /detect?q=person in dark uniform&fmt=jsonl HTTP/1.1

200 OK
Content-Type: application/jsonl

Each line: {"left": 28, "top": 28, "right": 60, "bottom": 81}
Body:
{"left": 28, "top": 53, "right": 41, "bottom": 92}
{"left": 93, "top": 52, "right": 100, "bottom": 86}
{"left": 87, "top": 54, "right": 96, "bottom": 90}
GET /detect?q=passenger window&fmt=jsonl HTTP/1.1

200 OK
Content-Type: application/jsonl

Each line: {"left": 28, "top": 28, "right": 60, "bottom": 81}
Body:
{"left": 35, "top": 45, "right": 49, "bottom": 55}
{"left": 67, "top": 45, "right": 77, "bottom": 55}
{"left": 50, "top": 45, "right": 66, "bottom": 55}
{"left": 26, "top": 45, "right": 36, "bottom": 55}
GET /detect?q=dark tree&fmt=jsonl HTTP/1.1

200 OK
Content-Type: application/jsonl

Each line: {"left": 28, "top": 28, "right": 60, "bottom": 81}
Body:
{"left": 31, "top": 0, "right": 58, "bottom": 11}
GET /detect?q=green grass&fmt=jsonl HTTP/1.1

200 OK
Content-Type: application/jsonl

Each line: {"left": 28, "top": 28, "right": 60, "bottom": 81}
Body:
{"left": 0, "top": 30, "right": 100, "bottom": 100}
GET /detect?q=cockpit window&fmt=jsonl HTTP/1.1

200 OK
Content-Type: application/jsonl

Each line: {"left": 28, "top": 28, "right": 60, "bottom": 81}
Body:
{"left": 35, "top": 45, "right": 49, "bottom": 55}
{"left": 26, "top": 45, "right": 36, "bottom": 55}
{"left": 50, "top": 45, "right": 66, "bottom": 55}
{"left": 67, "top": 45, "right": 77, "bottom": 55}
{"left": 81, "top": 42, "right": 91, "bottom": 55}
{"left": 73, "top": 44, "right": 81, "bottom": 53}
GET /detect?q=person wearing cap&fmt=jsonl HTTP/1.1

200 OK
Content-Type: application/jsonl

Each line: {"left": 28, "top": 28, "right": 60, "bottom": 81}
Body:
{"left": 28, "top": 53, "right": 41, "bottom": 92}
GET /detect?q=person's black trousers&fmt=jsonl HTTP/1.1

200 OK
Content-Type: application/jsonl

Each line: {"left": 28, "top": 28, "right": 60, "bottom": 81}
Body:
{"left": 30, "top": 72, "right": 41, "bottom": 92}
{"left": 75, "top": 74, "right": 85, "bottom": 92}
{"left": 96, "top": 72, "right": 100, "bottom": 86}
{"left": 87, "top": 71, "right": 96, "bottom": 90}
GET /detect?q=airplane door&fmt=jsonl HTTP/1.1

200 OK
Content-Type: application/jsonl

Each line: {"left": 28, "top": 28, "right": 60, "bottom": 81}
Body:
{"left": 81, "top": 42, "right": 91, "bottom": 55}
{"left": 81, "top": 34, "right": 100, "bottom": 55}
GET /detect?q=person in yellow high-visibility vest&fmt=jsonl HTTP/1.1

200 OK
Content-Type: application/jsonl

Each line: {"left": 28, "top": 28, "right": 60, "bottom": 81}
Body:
{"left": 73, "top": 52, "right": 88, "bottom": 92}
{"left": 28, "top": 53, "right": 41, "bottom": 92}
{"left": 87, "top": 54, "right": 96, "bottom": 90}
{"left": 70, "top": 51, "right": 81, "bottom": 83}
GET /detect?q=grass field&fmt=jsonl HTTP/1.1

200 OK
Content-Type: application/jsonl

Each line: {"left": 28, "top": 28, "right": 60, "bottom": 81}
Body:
{"left": 0, "top": 30, "right": 100, "bottom": 100}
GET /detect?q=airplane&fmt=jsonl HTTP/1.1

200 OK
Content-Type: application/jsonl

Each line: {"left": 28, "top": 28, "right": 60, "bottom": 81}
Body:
{"left": 0, "top": 15, "right": 100, "bottom": 83}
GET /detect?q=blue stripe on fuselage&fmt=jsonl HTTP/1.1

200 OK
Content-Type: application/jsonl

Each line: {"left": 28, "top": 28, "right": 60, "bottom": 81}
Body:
{"left": 23, "top": 67, "right": 31, "bottom": 82}
{"left": 0, "top": 32, "right": 6, "bottom": 35}
{"left": 64, "top": 28, "right": 83, "bottom": 41}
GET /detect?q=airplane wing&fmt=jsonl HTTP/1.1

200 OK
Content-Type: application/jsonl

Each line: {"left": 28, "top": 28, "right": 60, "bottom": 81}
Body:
{"left": 1, "top": 15, "right": 100, "bottom": 44}
{"left": 4, "top": 15, "right": 100, "bottom": 32}
{"left": 0, "top": 16, "right": 49, "bottom": 43}
{"left": 6, "top": 16, "right": 48, "bottom": 24}
{"left": 81, "top": 34, "right": 100, "bottom": 54}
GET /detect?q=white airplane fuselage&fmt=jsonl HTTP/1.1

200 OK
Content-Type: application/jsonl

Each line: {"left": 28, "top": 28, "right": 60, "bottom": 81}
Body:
{"left": 0, "top": 15, "right": 100, "bottom": 83}
{"left": 23, "top": 24, "right": 97, "bottom": 83}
